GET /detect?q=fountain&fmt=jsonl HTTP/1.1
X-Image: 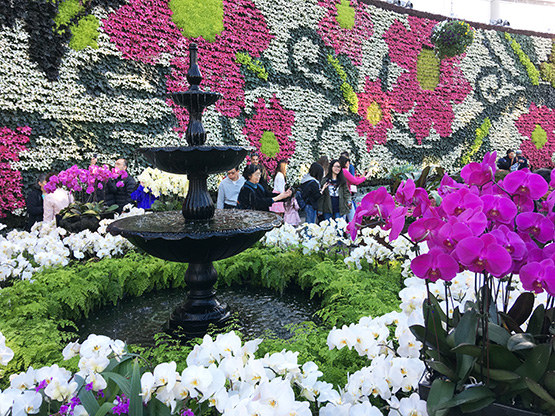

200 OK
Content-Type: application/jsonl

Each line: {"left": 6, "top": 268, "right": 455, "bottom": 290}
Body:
{"left": 107, "top": 43, "right": 282, "bottom": 337}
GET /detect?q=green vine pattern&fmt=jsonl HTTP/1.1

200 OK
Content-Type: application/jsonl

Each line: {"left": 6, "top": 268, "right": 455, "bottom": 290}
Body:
{"left": 235, "top": 52, "right": 269, "bottom": 81}
{"left": 327, "top": 54, "right": 358, "bottom": 113}
{"left": 461, "top": 117, "right": 491, "bottom": 165}
{"left": 505, "top": 32, "right": 541, "bottom": 86}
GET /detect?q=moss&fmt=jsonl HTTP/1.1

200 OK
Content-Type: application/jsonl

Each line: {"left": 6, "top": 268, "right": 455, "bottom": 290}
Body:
{"left": 169, "top": 0, "right": 224, "bottom": 42}
{"left": 260, "top": 131, "right": 280, "bottom": 158}
{"left": 417, "top": 47, "right": 439, "bottom": 91}
{"left": 54, "top": 0, "right": 85, "bottom": 33}
{"left": 532, "top": 124, "right": 547, "bottom": 149}
{"left": 505, "top": 32, "right": 540, "bottom": 86}
{"left": 461, "top": 117, "right": 491, "bottom": 165}
{"left": 69, "top": 15, "right": 99, "bottom": 51}
{"left": 235, "top": 52, "right": 268, "bottom": 81}
{"left": 335, "top": 0, "right": 355, "bottom": 30}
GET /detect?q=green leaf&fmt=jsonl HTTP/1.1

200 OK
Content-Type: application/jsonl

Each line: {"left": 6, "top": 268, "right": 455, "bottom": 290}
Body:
{"left": 426, "top": 378, "right": 455, "bottom": 416}
{"left": 103, "top": 371, "right": 131, "bottom": 397}
{"left": 527, "top": 304, "right": 546, "bottom": 335}
{"left": 428, "top": 360, "right": 458, "bottom": 380}
{"left": 508, "top": 292, "right": 535, "bottom": 326}
{"left": 438, "top": 385, "right": 495, "bottom": 409}
{"left": 507, "top": 333, "right": 536, "bottom": 351}
{"left": 129, "top": 359, "right": 143, "bottom": 416}
{"left": 473, "top": 365, "right": 520, "bottom": 382}
{"left": 482, "top": 323, "right": 510, "bottom": 347}
{"left": 146, "top": 398, "right": 171, "bottom": 416}
{"left": 410, "top": 324, "right": 451, "bottom": 356}
{"left": 525, "top": 377, "right": 555, "bottom": 407}
{"left": 488, "top": 345, "right": 522, "bottom": 371}
{"left": 544, "top": 371, "right": 555, "bottom": 397}
{"left": 516, "top": 344, "right": 551, "bottom": 382}
{"left": 454, "top": 309, "right": 478, "bottom": 383}
{"left": 79, "top": 386, "right": 101, "bottom": 415}
{"left": 94, "top": 402, "right": 116, "bottom": 416}
{"left": 459, "top": 396, "right": 495, "bottom": 413}
{"left": 451, "top": 343, "right": 482, "bottom": 357}
{"left": 499, "top": 312, "right": 524, "bottom": 333}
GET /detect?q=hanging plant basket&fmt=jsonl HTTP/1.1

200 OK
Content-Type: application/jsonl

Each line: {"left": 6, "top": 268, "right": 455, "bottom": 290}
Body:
{"left": 431, "top": 20, "right": 474, "bottom": 59}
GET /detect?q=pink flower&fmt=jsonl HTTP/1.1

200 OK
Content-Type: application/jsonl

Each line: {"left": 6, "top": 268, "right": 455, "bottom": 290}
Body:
{"left": 383, "top": 16, "right": 472, "bottom": 144}
{"left": 0, "top": 126, "right": 30, "bottom": 218}
{"left": 516, "top": 212, "right": 555, "bottom": 243}
{"left": 455, "top": 234, "right": 512, "bottom": 277}
{"left": 356, "top": 78, "right": 392, "bottom": 150}
{"left": 116, "top": 181, "right": 124, "bottom": 188}
{"left": 502, "top": 170, "right": 548, "bottom": 200}
{"left": 408, "top": 217, "right": 442, "bottom": 243}
{"left": 490, "top": 225, "right": 527, "bottom": 262}
{"left": 383, "top": 206, "right": 407, "bottom": 241}
{"left": 515, "top": 103, "right": 555, "bottom": 169}
{"left": 481, "top": 194, "right": 517, "bottom": 225}
{"left": 411, "top": 247, "right": 459, "bottom": 282}
{"left": 460, "top": 151, "right": 496, "bottom": 186}
{"left": 520, "top": 259, "right": 555, "bottom": 295}
{"left": 242, "top": 95, "right": 295, "bottom": 173}
{"left": 348, "top": 187, "right": 395, "bottom": 239}
{"left": 317, "top": 0, "right": 373, "bottom": 66}
{"left": 437, "top": 174, "right": 465, "bottom": 197}
{"left": 441, "top": 188, "right": 483, "bottom": 217}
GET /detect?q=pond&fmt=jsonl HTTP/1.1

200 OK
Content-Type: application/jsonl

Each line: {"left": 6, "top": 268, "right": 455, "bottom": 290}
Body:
{"left": 78, "top": 285, "right": 320, "bottom": 346}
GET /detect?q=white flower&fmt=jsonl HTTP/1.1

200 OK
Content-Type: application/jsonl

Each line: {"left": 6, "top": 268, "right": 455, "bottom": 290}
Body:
{"left": 153, "top": 362, "right": 177, "bottom": 392}
{"left": 62, "top": 342, "right": 81, "bottom": 360}
{"left": 0, "top": 333, "right": 14, "bottom": 366}
{"left": 44, "top": 378, "right": 77, "bottom": 401}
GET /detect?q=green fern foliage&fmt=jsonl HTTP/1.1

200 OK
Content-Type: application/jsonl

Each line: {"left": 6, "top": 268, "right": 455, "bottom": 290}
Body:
{"left": 54, "top": 0, "right": 85, "bottom": 32}
{"left": 69, "top": 15, "right": 100, "bottom": 50}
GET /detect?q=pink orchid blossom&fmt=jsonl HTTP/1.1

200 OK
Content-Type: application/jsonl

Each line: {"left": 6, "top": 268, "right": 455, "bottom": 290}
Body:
{"left": 520, "top": 259, "right": 555, "bottom": 295}
{"left": 460, "top": 152, "right": 496, "bottom": 187}
{"left": 437, "top": 173, "right": 465, "bottom": 197}
{"left": 408, "top": 217, "right": 443, "bottom": 243}
{"left": 481, "top": 194, "right": 518, "bottom": 225}
{"left": 455, "top": 234, "right": 512, "bottom": 277}
{"left": 516, "top": 212, "right": 555, "bottom": 243}
{"left": 441, "top": 188, "right": 483, "bottom": 217}
{"left": 411, "top": 247, "right": 459, "bottom": 282}
{"left": 502, "top": 170, "right": 549, "bottom": 200}
{"left": 432, "top": 222, "right": 473, "bottom": 253}
{"left": 490, "top": 225, "right": 527, "bottom": 262}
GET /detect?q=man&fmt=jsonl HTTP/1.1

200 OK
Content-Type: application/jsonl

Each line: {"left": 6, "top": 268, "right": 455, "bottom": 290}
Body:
{"left": 516, "top": 149, "right": 529, "bottom": 170}
{"left": 497, "top": 149, "right": 518, "bottom": 172}
{"left": 104, "top": 158, "right": 137, "bottom": 213}
{"left": 249, "top": 154, "right": 260, "bottom": 165}
{"left": 217, "top": 167, "right": 245, "bottom": 209}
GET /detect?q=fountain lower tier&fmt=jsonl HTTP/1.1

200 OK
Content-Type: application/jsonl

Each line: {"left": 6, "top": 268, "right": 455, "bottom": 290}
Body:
{"left": 107, "top": 210, "right": 282, "bottom": 336}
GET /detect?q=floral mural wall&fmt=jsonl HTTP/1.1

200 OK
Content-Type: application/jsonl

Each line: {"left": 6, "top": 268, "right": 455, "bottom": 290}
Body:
{"left": 0, "top": 0, "right": 554, "bottom": 218}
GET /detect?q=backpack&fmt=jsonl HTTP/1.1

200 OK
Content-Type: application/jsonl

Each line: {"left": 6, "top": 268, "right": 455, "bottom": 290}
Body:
{"left": 295, "top": 188, "right": 307, "bottom": 211}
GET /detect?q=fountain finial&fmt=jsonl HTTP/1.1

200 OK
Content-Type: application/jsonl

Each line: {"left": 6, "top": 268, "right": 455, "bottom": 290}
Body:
{"left": 186, "top": 43, "right": 202, "bottom": 90}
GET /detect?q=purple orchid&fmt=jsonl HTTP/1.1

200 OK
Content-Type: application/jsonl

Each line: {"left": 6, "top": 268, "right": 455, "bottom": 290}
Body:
{"left": 383, "top": 206, "right": 407, "bottom": 241}
{"left": 516, "top": 212, "right": 555, "bottom": 243}
{"left": 460, "top": 152, "right": 496, "bottom": 186}
{"left": 490, "top": 224, "right": 528, "bottom": 271}
{"left": 411, "top": 247, "right": 459, "bottom": 282}
{"left": 349, "top": 187, "right": 396, "bottom": 239}
{"left": 408, "top": 217, "right": 443, "bottom": 243}
{"left": 395, "top": 179, "right": 415, "bottom": 205}
{"left": 437, "top": 173, "right": 465, "bottom": 197}
{"left": 441, "top": 188, "right": 483, "bottom": 217}
{"left": 520, "top": 259, "right": 555, "bottom": 295}
{"left": 481, "top": 194, "right": 518, "bottom": 225}
{"left": 455, "top": 234, "right": 512, "bottom": 277}
{"left": 502, "top": 170, "right": 549, "bottom": 200}
{"left": 432, "top": 221, "right": 473, "bottom": 252}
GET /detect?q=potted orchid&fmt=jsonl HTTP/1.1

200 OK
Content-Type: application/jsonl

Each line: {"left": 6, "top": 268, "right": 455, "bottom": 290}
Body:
{"left": 44, "top": 165, "right": 126, "bottom": 232}
{"left": 348, "top": 152, "right": 555, "bottom": 415}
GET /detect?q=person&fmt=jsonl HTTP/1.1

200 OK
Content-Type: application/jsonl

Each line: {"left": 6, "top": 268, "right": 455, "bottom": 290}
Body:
{"left": 249, "top": 154, "right": 260, "bottom": 165}
{"left": 299, "top": 163, "right": 326, "bottom": 224}
{"left": 257, "top": 163, "right": 271, "bottom": 193}
{"left": 317, "top": 156, "right": 330, "bottom": 177}
{"left": 339, "top": 156, "right": 372, "bottom": 221}
{"left": 318, "top": 159, "right": 351, "bottom": 220}
{"left": 237, "top": 165, "right": 291, "bottom": 211}
{"left": 283, "top": 195, "right": 301, "bottom": 226}
{"left": 26, "top": 173, "right": 47, "bottom": 230}
{"left": 43, "top": 173, "right": 74, "bottom": 223}
{"left": 270, "top": 160, "right": 287, "bottom": 214}
{"left": 217, "top": 167, "right": 246, "bottom": 209}
{"left": 497, "top": 150, "right": 518, "bottom": 172}
{"left": 104, "top": 158, "right": 137, "bottom": 213}
{"left": 516, "top": 150, "right": 529, "bottom": 170}
{"left": 340, "top": 151, "right": 356, "bottom": 177}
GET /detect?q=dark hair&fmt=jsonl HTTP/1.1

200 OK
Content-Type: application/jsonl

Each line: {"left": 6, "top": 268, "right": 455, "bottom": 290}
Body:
{"left": 257, "top": 163, "right": 269, "bottom": 181}
{"left": 37, "top": 173, "right": 47, "bottom": 183}
{"left": 243, "top": 164, "right": 260, "bottom": 181}
{"left": 506, "top": 149, "right": 514, "bottom": 156}
{"left": 117, "top": 158, "right": 128, "bottom": 168}
{"left": 308, "top": 163, "right": 324, "bottom": 181}
{"left": 338, "top": 155, "right": 350, "bottom": 169}
{"left": 340, "top": 151, "right": 350, "bottom": 158}
{"left": 324, "top": 159, "right": 346, "bottom": 186}
{"left": 317, "top": 156, "right": 329, "bottom": 174}
{"left": 274, "top": 160, "right": 287, "bottom": 178}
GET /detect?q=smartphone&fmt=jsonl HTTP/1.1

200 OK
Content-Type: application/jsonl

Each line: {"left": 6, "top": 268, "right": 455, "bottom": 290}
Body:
{"left": 93, "top": 153, "right": 98, "bottom": 158}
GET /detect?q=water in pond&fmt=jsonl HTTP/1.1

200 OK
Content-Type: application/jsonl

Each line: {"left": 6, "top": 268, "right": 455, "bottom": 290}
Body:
{"left": 78, "top": 285, "right": 319, "bottom": 346}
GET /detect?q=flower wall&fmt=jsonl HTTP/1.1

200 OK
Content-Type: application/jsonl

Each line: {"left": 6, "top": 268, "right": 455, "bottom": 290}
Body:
{"left": 0, "top": 0, "right": 554, "bottom": 217}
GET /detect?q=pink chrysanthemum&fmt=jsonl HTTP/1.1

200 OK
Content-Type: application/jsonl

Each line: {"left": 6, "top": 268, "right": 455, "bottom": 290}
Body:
{"left": 383, "top": 16, "right": 472, "bottom": 144}
{"left": 356, "top": 77, "right": 393, "bottom": 150}
{"left": 516, "top": 103, "right": 555, "bottom": 169}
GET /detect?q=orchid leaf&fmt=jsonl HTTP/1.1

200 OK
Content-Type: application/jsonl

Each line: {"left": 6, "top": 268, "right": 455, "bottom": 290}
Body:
{"left": 426, "top": 378, "right": 455, "bottom": 416}
{"left": 499, "top": 312, "right": 524, "bottom": 333}
{"left": 102, "top": 371, "right": 131, "bottom": 398}
{"left": 527, "top": 304, "right": 546, "bottom": 335}
{"left": 488, "top": 345, "right": 522, "bottom": 371}
{"left": 437, "top": 385, "right": 494, "bottom": 409}
{"left": 459, "top": 396, "right": 496, "bottom": 413}
{"left": 427, "top": 360, "right": 458, "bottom": 380}
{"left": 525, "top": 377, "right": 555, "bottom": 407}
{"left": 544, "top": 371, "right": 555, "bottom": 396}
{"left": 94, "top": 402, "right": 116, "bottom": 416}
{"left": 480, "top": 322, "right": 510, "bottom": 347}
{"left": 453, "top": 309, "right": 478, "bottom": 382}
{"left": 450, "top": 343, "right": 482, "bottom": 357}
{"left": 410, "top": 324, "right": 451, "bottom": 356}
{"left": 507, "top": 333, "right": 536, "bottom": 351}
{"left": 516, "top": 344, "right": 551, "bottom": 382}
{"left": 129, "top": 359, "right": 143, "bottom": 416}
{"left": 508, "top": 292, "right": 535, "bottom": 326}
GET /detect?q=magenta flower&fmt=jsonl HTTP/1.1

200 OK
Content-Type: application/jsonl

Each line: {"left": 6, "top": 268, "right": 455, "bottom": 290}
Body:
{"left": 460, "top": 152, "right": 496, "bottom": 187}
{"left": 455, "top": 234, "right": 512, "bottom": 277}
{"left": 502, "top": 170, "right": 548, "bottom": 200}
{"left": 411, "top": 247, "right": 459, "bottom": 282}
{"left": 383, "top": 16, "right": 472, "bottom": 144}
{"left": 349, "top": 187, "right": 395, "bottom": 239}
{"left": 408, "top": 217, "right": 443, "bottom": 243}
{"left": 242, "top": 95, "right": 296, "bottom": 173}
{"left": 490, "top": 225, "right": 527, "bottom": 261}
{"left": 317, "top": 0, "right": 373, "bottom": 66}
{"left": 513, "top": 194, "right": 535, "bottom": 213}
{"left": 432, "top": 222, "right": 473, "bottom": 253}
{"left": 395, "top": 179, "right": 416, "bottom": 206}
{"left": 437, "top": 174, "right": 465, "bottom": 197}
{"left": 516, "top": 212, "right": 555, "bottom": 243}
{"left": 441, "top": 188, "right": 483, "bottom": 217}
{"left": 515, "top": 103, "right": 555, "bottom": 169}
{"left": 520, "top": 259, "right": 555, "bottom": 295}
{"left": 356, "top": 78, "right": 392, "bottom": 150}
{"left": 481, "top": 194, "right": 517, "bottom": 225}
{"left": 383, "top": 206, "right": 407, "bottom": 242}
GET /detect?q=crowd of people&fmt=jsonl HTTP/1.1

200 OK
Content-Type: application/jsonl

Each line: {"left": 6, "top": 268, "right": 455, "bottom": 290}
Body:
{"left": 217, "top": 151, "right": 373, "bottom": 226}
{"left": 496, "top": 149, "right": 529, "bottom": 171}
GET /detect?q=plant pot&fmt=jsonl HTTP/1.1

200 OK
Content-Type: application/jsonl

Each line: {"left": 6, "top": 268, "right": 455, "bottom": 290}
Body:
{"left": 418, "top": 378, "right": 548, "bottom": 416}
{"left": 57, "top": 214, "right": 101, "bottom": 233}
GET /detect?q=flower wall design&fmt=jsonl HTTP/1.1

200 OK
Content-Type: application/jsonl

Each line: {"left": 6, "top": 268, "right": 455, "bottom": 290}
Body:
{"left": 0, "top": 0, "right": 554, "bottom": 218}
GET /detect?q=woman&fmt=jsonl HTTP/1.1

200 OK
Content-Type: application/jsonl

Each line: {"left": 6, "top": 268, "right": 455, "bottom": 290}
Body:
{"left": 318, "top": 159, "right": 351, "bottom": 220}
{"left": 237, "top": 165, "right": 291, "bottom": 211}
{"left": 26, "top": 173, "right": 47, "bottom": 230}
{"left": 299, "top": 163, "right": 326, "bottom": 224}
{"left": 339, "top": 156, "right": 371, "bottom": 221}
{"left": 317, "top": 156, "right": 330, "bottom": 177}
{"left": 43, "top": 173, "right": 74, "bottom": 223}
{"left": 270, "top": 160, "right": 287, "bottom": 214}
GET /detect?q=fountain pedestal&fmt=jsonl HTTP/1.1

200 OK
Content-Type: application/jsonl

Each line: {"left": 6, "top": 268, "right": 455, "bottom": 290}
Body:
{"left": 107, "top": 43, "right": 281, "bottom": 337}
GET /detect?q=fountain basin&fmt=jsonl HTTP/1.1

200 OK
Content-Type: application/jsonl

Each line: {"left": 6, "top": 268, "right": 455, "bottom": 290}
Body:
{"left": 140, "top": 146, "right": 252, "bottom": 175}
{"left": 107, "top": 210, "right": 281, "bottom": 263}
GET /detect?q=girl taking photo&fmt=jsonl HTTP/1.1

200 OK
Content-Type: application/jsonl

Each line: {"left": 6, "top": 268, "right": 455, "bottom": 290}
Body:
{"left": 317, "top": 159, "right": 351, "bottom": 220}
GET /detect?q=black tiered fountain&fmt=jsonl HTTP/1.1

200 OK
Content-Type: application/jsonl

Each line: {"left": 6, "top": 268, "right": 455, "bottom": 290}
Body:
{"left": 107, "top": 43, "right": 282, "bottom": 337}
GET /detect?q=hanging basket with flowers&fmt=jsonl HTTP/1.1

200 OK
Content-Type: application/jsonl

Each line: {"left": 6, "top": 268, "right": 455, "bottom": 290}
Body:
{"left": 431, "top": 20, "right": 474, "bottom": 60}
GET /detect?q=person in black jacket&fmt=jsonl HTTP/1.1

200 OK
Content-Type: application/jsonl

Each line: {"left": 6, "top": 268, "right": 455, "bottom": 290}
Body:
{"left": 497, "top": 149, "right": 518, "bottom": 172}
{"left": 299, "top": 163, "right": 327, "bottom": 224}
{"left": 104, "top": 158, "right": 137, "bottom": 213}
{"left": 237, "top": 164, "right": 291, "bottom": 211}
{"left": 26, "top": 173, "right": 47, "bottom": 230}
